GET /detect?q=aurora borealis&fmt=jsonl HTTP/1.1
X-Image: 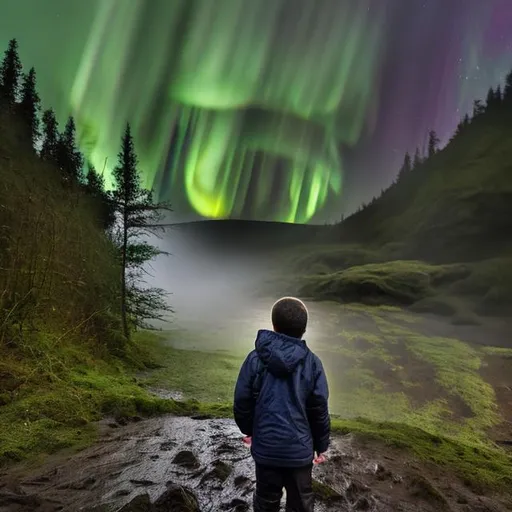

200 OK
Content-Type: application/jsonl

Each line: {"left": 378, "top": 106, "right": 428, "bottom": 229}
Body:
{"left": 2, "top": 1, "right": 512, "bottom": 222}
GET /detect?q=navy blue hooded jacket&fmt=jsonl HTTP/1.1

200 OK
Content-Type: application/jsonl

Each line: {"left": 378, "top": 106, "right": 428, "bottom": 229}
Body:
{"left": 233, "top": 329, "right": 330, "bottom": 467}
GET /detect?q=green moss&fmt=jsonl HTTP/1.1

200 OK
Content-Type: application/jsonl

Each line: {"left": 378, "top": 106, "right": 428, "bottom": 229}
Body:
{"left": 299, "top": 260, "right": 436, "bottom": 305}
{"left": 312, "top": 479, "right": 343, "bottom": 502}
{"left": 480, "top": 346, "right": 512, "bottom": 357}
{"left": 209, "top": 461, "right": 233, "bottom": 482}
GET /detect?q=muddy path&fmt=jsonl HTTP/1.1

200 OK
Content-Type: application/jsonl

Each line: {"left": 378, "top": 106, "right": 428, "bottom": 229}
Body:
{"left": 1, "top": 415, "right": 511, "bottom": 512}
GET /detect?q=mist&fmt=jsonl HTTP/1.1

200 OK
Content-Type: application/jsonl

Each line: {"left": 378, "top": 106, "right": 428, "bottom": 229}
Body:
{"left": 143, "top": 228, "right": 274, "bottom": 347}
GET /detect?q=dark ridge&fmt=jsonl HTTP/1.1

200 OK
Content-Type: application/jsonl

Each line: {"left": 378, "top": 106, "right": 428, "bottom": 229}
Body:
{"left": 171, "top": 219, "right": 335, "bottom": 253}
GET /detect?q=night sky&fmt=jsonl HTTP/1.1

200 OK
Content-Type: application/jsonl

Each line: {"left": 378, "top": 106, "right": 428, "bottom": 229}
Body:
{"left": 2, "top": 0, "right": 512, "bottom": 223}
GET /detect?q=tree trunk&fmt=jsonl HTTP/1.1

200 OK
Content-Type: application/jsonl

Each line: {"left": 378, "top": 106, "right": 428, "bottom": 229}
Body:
{"left": 121, "top": 210, "right": 129, "bottom": 340}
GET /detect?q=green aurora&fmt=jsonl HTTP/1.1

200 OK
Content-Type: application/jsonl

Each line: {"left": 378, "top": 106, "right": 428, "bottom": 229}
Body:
{"left": 3, "top": 0, "right": 384, "bottom": 222}
{"left": 5, "top": 0, "right": 509, "bottom": 222}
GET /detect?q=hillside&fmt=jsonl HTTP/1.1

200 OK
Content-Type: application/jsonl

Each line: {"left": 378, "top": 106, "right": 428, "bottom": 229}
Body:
{"left": 0, "top": 100, "right": 176, "bottom": 465}
{"left": 0, "top": 103, "right": 121, "bottom": 348}
{"left": 335, "top": 104, "right": 512, "bottom": 263}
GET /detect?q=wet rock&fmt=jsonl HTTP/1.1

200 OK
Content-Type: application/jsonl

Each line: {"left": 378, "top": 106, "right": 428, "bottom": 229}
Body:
{"left": 159, "top": 441, "right": 176, "bottom": 451}
{"left": 392, "top": 474, "right": 404, "bottom": 484}
{"left": 346, "top": 480, "right": 371, "bottom": 502}
{"left": 407, "top": 475, "right": 449, "bottom": 509}
{"left": 154, "top": 484, "right": 199, "bottom": 512}
{"left": 114, "top": 489, "right": 131, "bottom": 497}
{"left": 234, "top": 475, "right": 251, "bottom": 489}
{"left": 375, "top": 464, "right": 394, "bottom": 481}
{"left": 172, "top": 450, "right": 200, "bottom": 469}
{"left": 129, "top": 479, "right": 155, "bottom": 486}
{"left": 217, "top": 442, "right": 236, "bottom": 455}
{"left": 354, "top": 495, "right": 375, "bottom": 510}
{"left": 205, "top": 461, "right": 232, "bottom": 483}
{"left": 312, "top": 479, "right": 343, "bottom": 504}
{"left": 118, "top": 493, "right": 151, "bottom": 511}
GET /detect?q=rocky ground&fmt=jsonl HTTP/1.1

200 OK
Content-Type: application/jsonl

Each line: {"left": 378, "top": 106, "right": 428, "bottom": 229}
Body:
{"left": 1, "top": 415, "right": 511, "bottom": 512}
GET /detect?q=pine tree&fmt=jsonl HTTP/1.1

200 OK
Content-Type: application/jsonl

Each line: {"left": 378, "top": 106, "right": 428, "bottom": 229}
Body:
{"left": 85, "top": 164, "right": 115, "bottom": 230}
{"left": 413, "top": 148, "right": 422, "bottom": 168}
{"left": 472, "top": 99, "right": 485, "bottom": 117}
{"left": 504, "top": 70, "right": 512, "bottom": 103}
{"left": 495, "top": 85, "right": 502, "bottom": 104}
{"left": 40, "top": 109, "right": 59, "bottom": 162}
{"left": 19, "top": 67, "right": 40, "bottom": 147}
{"left": 56, "top": 116, "right": 83, "bottom": 180}
{"left": 427, "top": 130, "right": 440, "bottom": 158}
{"left": 486, "top": 87, "right": 496, "bottom": 110}
{"left": 462, "top": 113, "right": 470, "bottom": 126}
{"left": 111, "top": 124, "right": 172, "bottom": 341}
{"left": 85, "top": 164, "right": 105, "bottom": 194}
{"left": 0, "top": 38, "right": 22, "bottom": 106}
{"left": 397, "top": 152, "right": 412, "bottom": 181}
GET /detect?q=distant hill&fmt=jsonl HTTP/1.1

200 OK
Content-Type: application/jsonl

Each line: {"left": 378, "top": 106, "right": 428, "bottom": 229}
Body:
{"left": 336, "top": 91, "right": 512, "bottom": 263}
{"left": 172, "top": 219, "right": 333, "bottom": 254}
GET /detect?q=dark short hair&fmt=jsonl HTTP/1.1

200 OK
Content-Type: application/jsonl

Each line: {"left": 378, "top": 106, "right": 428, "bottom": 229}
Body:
{"left": 271, "top": 297, "right": 308, "bottom": 338}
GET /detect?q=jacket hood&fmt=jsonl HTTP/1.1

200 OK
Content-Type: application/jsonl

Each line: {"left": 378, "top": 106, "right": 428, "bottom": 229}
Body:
{"left": 255, "top": 329, "right": 309, "bottom": 377}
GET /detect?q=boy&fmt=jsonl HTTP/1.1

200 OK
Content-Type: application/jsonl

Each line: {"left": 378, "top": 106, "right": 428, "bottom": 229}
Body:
{"left": 234, "top": 297, "right": 330, "bottom": 512}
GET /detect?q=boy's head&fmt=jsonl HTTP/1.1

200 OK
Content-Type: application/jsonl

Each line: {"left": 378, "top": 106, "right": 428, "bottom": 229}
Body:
{"left": 271, "top": 297, "right": 308, "bottom": 339}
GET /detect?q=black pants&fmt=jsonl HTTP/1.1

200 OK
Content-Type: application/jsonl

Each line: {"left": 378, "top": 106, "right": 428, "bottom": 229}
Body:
{"left": 253, "top": 463, "right": 314, "bottom": 512}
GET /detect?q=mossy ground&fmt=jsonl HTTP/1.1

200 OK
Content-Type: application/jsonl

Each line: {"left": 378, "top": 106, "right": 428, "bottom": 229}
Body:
{"left": 1, "top": 323, "right": 511, "bottom": 492}
{"left": 0, "top": 331, "right": 228, "bottom": 467}
{"left": 282, "top": 250, "right": 512, "bottom": 319}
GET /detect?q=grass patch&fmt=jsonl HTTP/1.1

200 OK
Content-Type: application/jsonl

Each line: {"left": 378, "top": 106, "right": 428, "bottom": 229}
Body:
{"left": 139, "top": 332, "right": 244, "bottom": 403}
{"left": 480, "top": 346, "right": 512, "bottom": 357}
{"left": 298, "top": 260, "right": 470, "bottom": 306}
{"left": 0, "top": 330, "right": 233, "bottom": 467}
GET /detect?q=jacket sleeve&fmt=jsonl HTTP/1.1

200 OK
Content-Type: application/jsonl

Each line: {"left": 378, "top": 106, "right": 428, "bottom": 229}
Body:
{"left": 306, "top": 356, "right": 330, "bottom": 454}
{"left": 233, "top": 352, "right": 258, "bottom": 436}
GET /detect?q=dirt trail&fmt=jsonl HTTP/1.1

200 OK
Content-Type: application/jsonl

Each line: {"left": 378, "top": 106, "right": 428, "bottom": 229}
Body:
{"left": 1, "top": 415, "right": 511, "bottom": 512}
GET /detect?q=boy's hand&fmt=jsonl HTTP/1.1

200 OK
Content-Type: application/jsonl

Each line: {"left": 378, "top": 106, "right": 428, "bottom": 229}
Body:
{"left": 242, "top": 436, "right": 252, "bottom": 446}
{"left": 313, "top": 452, "right": 327, "bottom": 465}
